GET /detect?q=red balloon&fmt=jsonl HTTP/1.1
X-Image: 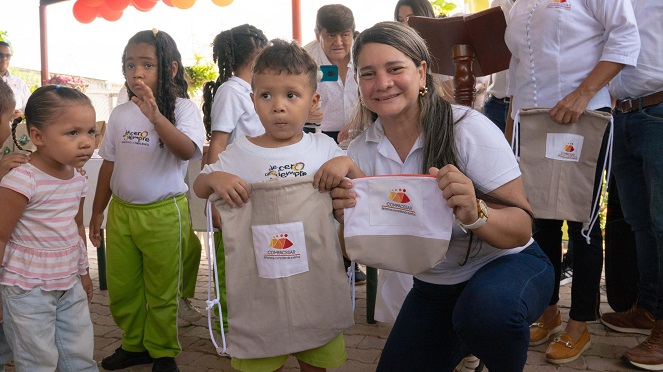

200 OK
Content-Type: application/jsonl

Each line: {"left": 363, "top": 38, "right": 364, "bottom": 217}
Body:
{"left": 80, "top": 0, "right": 105, "bottom": 6}
{"left": 99, "top": 3, "right": 123, "bottom": 21}
{"left": 132, "top": 0, "right": 158, "bottom": 11}
{"left": 106, "top": 0, "right": 131, "bottom": 11}
{"left": 73, "top": 0, "right": 99, "bottom": 24}
{"left": 162, "top": 0, "right": 174, "bottom": 6}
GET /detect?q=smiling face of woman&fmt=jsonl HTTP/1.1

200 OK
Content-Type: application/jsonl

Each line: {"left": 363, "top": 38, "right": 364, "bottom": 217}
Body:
{"left": 355, "top": 42, "right": 426, "bottom": 127}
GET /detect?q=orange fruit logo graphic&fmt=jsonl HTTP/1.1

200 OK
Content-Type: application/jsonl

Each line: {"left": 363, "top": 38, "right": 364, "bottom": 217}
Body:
{"left": 269, "top": 234, "right": 293, "bottom": 249}
{"left": 388, "top": 188, "right": 410, "bottom": 203}
{"left": 563, "top": 143, "right": 575, "bottom": 152}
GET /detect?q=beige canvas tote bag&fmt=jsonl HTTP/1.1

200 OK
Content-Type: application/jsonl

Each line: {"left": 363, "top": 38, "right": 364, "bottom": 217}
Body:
{"left": 214, "top": 176, "right": 354, "bottom": 359}
{"left": 515, "top": 108, "right": 612, "bottom": 237}
{"left": 343, "top": 175, "right": 454, "bottom": 275}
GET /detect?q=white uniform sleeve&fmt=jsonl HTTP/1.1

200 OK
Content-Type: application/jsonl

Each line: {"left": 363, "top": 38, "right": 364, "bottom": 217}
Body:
{"left": 210, "top": 83, "right": 244, "bottom": 134}
{"left": 453, "top": 109, "right": 520, "bottom": 194}
{"left": 593, "top": 0, "right": 640, "bottom": 67}
{"left": 174, "top": 99, "right": 205, "bottom": 160}
{"left": 98, "top": 105, "right": 119, "bottom": 161}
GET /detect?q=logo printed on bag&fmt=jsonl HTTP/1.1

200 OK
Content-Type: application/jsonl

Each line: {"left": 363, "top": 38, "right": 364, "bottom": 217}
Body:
{"left": 266, "top": 234, "right": 300, "bottom": 259}
{"left": 558, "top": 142, "right": 578, "bottom": 160}
{"left": 269, "top": 233, "right": 293, "bottom": 249}
{"left": 122, "top": 130, "right": 150, "bottom": 146}
{"left": 265, "top": 162, "right": 307, "bottom": 179}
{"left": 382, "top": 188, "right": 415, "bottom": 216}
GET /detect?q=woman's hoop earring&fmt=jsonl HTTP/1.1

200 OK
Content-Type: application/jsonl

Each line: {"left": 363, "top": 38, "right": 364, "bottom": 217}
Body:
{"left": 419, "top": 86, "right": 428, "bottom": 97}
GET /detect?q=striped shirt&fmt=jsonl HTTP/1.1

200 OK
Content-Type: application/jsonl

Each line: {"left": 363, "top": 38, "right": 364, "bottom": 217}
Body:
{"left": 0, "top": 163, "right": 89, "bottom": 290}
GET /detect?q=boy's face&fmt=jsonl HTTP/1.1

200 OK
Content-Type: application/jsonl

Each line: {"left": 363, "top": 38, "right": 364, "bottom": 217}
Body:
{"left": 251, "top": 69, "right": 320, "bottom": 147}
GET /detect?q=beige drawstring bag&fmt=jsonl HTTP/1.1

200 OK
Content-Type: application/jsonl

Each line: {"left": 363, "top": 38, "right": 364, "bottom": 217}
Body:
{"left": 514, "top": 108, "right": 612, "bottom": 242}
{"left": 214, "top": 176, "right": 354, "bottom": 359}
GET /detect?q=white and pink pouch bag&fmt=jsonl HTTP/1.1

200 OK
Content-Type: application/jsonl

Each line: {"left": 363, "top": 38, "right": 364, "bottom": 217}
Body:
{"left": 343, "top": 175, "right": 454, "bottom": 275}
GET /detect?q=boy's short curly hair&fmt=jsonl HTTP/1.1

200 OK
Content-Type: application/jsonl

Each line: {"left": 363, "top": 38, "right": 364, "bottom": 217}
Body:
{"left": 252, "top": 39, "right": 318, "bottom": 92}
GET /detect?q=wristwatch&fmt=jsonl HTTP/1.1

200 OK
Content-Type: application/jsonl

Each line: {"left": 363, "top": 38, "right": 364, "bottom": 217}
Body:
{"left": 457, "top": 199, "right": 490, "bottom": 232}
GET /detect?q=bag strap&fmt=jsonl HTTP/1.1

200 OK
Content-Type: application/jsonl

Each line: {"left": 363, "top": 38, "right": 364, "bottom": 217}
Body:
{"left": 205, "top": 201, "right": 228, "bottom": 356}
{"left": 581, "top": 117, "right": 613, "bottom": 244}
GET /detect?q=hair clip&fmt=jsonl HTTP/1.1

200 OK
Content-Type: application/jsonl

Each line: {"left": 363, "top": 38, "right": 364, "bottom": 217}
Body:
{"left": 152, "top": 28, "right": 159, "bottom": 37}
{"left": 55, "top": 85, "right": 60, "bottom": 89}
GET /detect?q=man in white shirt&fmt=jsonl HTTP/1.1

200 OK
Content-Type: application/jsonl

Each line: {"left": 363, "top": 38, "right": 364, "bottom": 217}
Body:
{"left": 303, "top": 4, "right": 359, "bottom": 144}
{"left": 601, "top": 2, "right": 663, "bottom": 369}
{"left": 0, "top": 40, "right": 30, "bottom": 120}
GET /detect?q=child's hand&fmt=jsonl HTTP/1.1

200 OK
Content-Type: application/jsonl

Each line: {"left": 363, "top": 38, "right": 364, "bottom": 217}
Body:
{"left": 209, "top": 172, "right": 251, "bottom": 208}
{"left": 89, "top": 213, "right": 104, "bottom": 247}
{"left": 81, "top": 273, "right": 94, "bottom": 303}
{"left": 0, "top": 152, "right": 30, "bottom": 179}
{"left": 131, "top": 80, "right": 164, "bottom": 125}
{"left": 314, "top": 156, "right": 361, "bottom": 192}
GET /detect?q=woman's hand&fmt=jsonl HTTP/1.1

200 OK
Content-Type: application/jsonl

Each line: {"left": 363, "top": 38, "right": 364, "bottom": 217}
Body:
{"left": 549, "top": 89, "right": 592, "bottom": 124}
{"left": 330, "top": 178, "right": 356, "bottom": 224}
{"left": 430, "top": 165, "right": 478, "bottom": 225}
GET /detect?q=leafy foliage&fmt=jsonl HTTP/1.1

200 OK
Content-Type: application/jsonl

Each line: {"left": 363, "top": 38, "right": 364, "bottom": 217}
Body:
{"left": 430, "top": 0, "right": 458, "bottom": 16}
{"left": 185, "top": 53, "right": 217, "bottom": 97}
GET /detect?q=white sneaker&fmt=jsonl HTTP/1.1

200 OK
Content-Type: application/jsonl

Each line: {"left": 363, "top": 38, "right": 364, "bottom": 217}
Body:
{"left": 178, "top": 298, "right": 202, "bottom": 326}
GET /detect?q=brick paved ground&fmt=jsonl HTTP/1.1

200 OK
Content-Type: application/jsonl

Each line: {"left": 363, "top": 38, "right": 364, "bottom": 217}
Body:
{"left": 3, "top": 240, "right": 645, "bottom": 371}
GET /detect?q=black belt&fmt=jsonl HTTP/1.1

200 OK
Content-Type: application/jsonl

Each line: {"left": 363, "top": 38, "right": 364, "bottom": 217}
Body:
{"left": 615, "top": 91, "right": 663, "bottom": 113}
{"left": 487, "top": 94, "right": 510, "bottom": 104}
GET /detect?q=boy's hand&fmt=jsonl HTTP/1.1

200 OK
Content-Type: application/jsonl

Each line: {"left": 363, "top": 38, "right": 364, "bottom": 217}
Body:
{"left": 81, "top": 273, "right": 94, "bottom": 303}
{"left": 209, "top": 172, "right": 251, "bottom": 208}
{"left": 0, "top": 152, "right": 30, "bottom": 179}
{"left": 314, "top": 156, "right": 364, "bottom": 192}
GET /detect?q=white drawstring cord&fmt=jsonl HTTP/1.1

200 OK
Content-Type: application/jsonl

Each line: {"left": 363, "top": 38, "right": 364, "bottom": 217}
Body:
{"left": 348, "top": 262, "right": 356, "bottom": 311}
{"left": 581, "top": 117, "right": 614, "bottom": 244}
{"left": 205, "top": 201, "right": 227, "bottom": 355}
{"left": 512, "top": 110, "right": 521, "bottom": 161}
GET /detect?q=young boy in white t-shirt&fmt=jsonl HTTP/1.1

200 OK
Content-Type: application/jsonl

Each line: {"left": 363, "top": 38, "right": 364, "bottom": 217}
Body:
{"left": 193, "top": 39, "right": 363, "bottom": 372}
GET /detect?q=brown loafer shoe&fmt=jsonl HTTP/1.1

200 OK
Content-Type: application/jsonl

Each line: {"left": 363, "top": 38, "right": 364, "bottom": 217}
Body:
{"left": 545, "top": 328, "right": 591, "bottom": 364}
{"left": 530, "top": 311, "right": 564, "bottom": 346}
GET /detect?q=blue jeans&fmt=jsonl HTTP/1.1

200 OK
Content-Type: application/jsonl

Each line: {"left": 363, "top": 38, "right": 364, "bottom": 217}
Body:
{"left": 0, "top": 325, "right": 12, "bottom": 369}
{"left": 377, "top": 243, "right": 553, "bottom": 372}
{"left": 1, "top": 279, "right": 97, "bottom": 372}
{"left": 611, "top": 101, "right": 663, "bottom": 320}
{"left": 481, "top": 94, "right": 509, "bottom": 133}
